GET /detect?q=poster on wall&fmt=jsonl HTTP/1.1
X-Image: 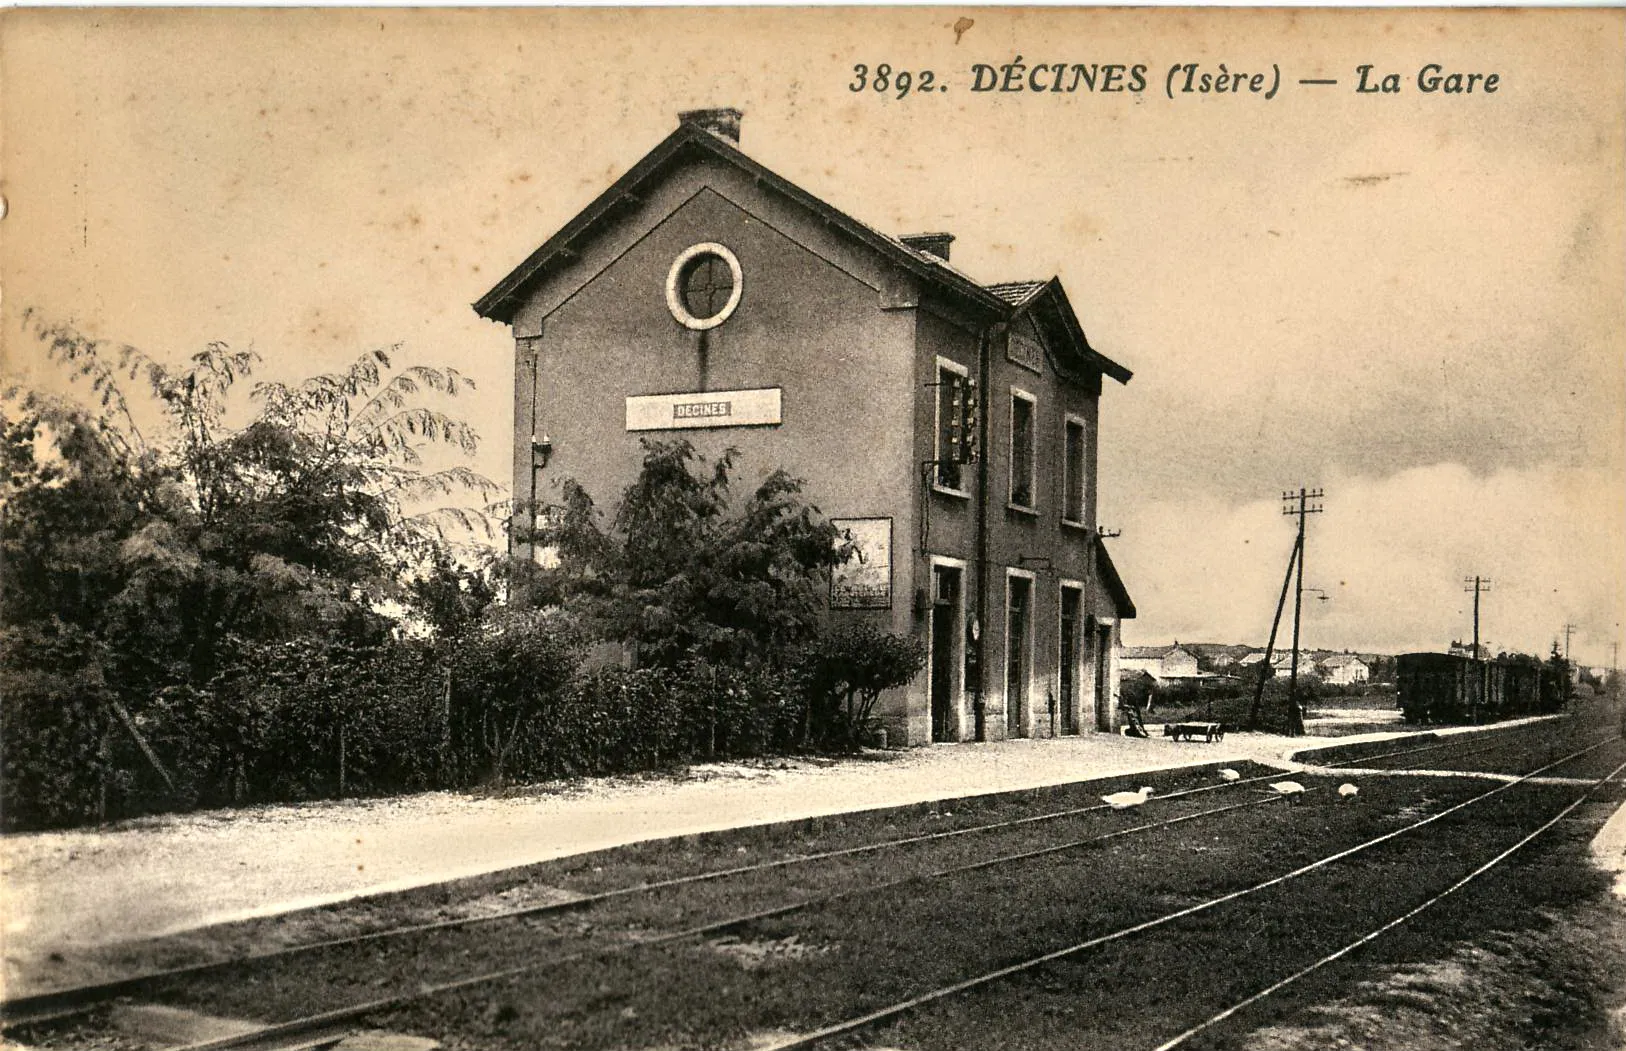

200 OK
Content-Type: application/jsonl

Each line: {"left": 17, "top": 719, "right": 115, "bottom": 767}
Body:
{"left": 830, "top": 517, "right": 893, "bottom": 610}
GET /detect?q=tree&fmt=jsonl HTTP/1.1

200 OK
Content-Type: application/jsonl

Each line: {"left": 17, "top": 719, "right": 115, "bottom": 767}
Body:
{"left": 15, "top": 314, "right": 501, "bottom": 652}
{"left": 406, "top": 543, "right": 498, "bottom": 640}
{"left": 2, "top": 315, "right": 503, "bottom": 825}
{"left": 534, "top": 438, "right": 851, "bottom": 669}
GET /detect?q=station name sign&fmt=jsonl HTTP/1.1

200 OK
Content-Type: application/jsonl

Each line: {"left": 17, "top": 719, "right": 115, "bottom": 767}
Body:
{"left": 626, "top": 387, "right": 783, "bottom": 432}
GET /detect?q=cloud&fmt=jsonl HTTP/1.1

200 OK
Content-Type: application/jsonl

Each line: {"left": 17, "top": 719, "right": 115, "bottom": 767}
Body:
{"left": 1113, "top": 463, "right": 1625, "bottom": 663}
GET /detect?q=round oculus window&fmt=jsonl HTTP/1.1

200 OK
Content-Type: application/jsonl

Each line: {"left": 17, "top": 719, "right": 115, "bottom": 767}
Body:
{"left": 665, "top": 243, "right": 742, "bottom": 330}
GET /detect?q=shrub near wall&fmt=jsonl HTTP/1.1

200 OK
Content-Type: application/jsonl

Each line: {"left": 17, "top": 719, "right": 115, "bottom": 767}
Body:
{"left": 545, "top": 661, "right": 802, "bottom": 777}
{"left": 2, "top": 599, "right": 925, "bottom": 829}
{"left": 0, "top": 622, "right": 122, "bottom": 829}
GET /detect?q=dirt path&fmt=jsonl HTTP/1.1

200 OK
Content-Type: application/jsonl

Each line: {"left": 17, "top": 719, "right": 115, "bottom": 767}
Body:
{"left": 1, "top": 732, "right": 1286, "bottom": 994}
{"left": 0, "top": 716, "right": 1566, "bottom": 1001}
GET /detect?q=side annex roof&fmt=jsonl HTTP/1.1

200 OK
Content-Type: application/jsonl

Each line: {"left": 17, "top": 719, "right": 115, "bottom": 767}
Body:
{"left": 1096, "top": 541, "right": 1137, "bottom": 619}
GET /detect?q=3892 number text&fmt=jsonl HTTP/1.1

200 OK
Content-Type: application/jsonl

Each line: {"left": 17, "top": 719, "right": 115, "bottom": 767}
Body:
{"left": 849, "top": 64, "right": 944, "bottom": 98}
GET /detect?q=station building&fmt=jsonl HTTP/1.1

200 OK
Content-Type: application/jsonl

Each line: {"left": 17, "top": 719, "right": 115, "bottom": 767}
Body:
{"left": 475, "top": 108, "right": 1137, "bottom": 745}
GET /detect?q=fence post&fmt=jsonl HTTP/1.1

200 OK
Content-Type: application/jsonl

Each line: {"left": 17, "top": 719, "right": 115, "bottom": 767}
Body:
{"left": 97, "top": 726, "right": 110, "bottom": 826}
{"left": 440, "top": 668, "right": 453, "bottom": 785}
{"left": 337, "top": 721, "right": 347, "bottom": 799}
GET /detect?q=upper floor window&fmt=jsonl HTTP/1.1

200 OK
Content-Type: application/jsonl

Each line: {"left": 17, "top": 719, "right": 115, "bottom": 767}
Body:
{"left": 1009, "top": 388, "right": 1036, "bottom": 510}
{"left": 1063, "top": 415, "right": 1087, "bottom": 525}
{"left": 934, "top": 358, "right": 970, "bottom": 493}
{"left": 665, "top": 243, "right": 743, "bottom": 330}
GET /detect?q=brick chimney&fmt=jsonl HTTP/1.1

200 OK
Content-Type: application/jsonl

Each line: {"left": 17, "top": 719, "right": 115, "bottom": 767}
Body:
{"left": 678, "top": 107, "right": 743, "bottom": 144}
{"left": 900, "top": 232, "right": 955, "bottom": 262}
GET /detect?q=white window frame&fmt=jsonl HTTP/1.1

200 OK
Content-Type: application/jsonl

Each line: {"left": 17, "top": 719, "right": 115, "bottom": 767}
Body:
{"left": 665, "top": 242, "right": 744, "bottom": 331}
{"left": 1008, "top": 386, "right": 1038, "bottom": 513}
{"left": 1004, "top": 566, "right": 1037, "bottom": 737}
{"left": 1062, "top": 412, "right": 1089, "bottom": 528}
{"left": 933, "top": 357, "right": 972, "bottom": 498}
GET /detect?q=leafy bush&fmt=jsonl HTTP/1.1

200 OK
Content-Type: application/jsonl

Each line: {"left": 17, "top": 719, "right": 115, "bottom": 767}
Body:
{"left": 439, "top": 608, "right": 585, "bottom": 785}
{"left": 0, "top": 622, "right": 120, "bottom": 828}
{"left": 528, "top": 439, "right": 850, "bottom": 669}
{"left": 796, "top": 622, "right": 927, "bottom": 750}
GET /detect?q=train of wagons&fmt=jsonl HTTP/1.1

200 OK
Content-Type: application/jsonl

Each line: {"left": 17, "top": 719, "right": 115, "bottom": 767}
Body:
{"left": 1396, "top": 651, "right": 1569, "bottom": 724}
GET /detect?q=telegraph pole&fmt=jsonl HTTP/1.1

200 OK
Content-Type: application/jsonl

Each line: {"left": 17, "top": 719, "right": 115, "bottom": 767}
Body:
{"left": 1247, "top": 533, "right": 1300, "bottom": 732}
{"left": 1464, "top": 576, "right": 1491, "bottom": 722}
{"left": 1282, "top": 488, "right": 1324, "bottom": 737}
{"left": 1562, "top": 622, "right": 1576, "bottom": 662}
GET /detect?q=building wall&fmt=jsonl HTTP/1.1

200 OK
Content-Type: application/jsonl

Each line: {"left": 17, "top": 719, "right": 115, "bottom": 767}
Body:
{"left": 499, "top": 149, "right": 1128, "bottom": 747}
{"left": 901, "top": 304, "right": 984, "bottom": 745}
{"left": 903, "top": 309, "right": 1119, "bottom": 743}
{"left": 1162, "top": 649, "right": 1200, "bottom": 678}
{"left": 1324, "top": 661, "right": 1370, "bottom": 685}
{"left": 509, "top": 163, "right": 923, "bottom": 648}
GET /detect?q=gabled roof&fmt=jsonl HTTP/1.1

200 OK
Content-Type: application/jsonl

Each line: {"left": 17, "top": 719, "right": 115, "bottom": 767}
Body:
{"left": 985, "top": 280, "right": 1049, "bottom": 308}
{"left": 475, "top": 120, "right": 1009, "bottom": 325}
{"left": 1020, "top": 279, "right": 1133, "bottom": 385}
{"left": 1320, "top": 653, "right": 1369, "bottom": 667}
{"left": 474, "top": 118, "right": 1131, "bottom": 387}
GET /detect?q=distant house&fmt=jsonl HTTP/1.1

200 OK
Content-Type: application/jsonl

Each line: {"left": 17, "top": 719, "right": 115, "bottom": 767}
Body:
{"left": 1236, "top": 652, "right": 1268, "bottom": 668}
{"left": 1120, "top": 644, "right": 1202, "bottom": 682}
{"left": 1185, "top": 642, "right": 1255, "bottom": 672}
{"left": 1269, "top": 653, "right": 1319, "bottom": 678}
{"left": 1319, "top": 653, "right": 1371, "bottom": 685}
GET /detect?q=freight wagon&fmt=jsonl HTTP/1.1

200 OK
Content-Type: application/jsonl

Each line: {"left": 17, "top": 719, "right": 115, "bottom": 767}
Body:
{"left": 1396, "top": 651, "right": 1566, "bottom": 724}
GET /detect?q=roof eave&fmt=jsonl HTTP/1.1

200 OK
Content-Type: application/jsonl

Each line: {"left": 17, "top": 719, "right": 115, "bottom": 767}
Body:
{"left": 473, "top": 126, "right": 700, "bottom": 324}
{"left": 1040, "top": 279, "right": 1133, "bottom": 385}
{"left": 475, "top": 124, "right": 1010, "bottom": 326}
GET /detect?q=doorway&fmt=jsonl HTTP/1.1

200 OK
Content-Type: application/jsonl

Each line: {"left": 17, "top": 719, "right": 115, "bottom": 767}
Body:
{"left": 930, "top": 565, "right": 962, "bottom": 743}
{"left": 1006, "top": 574, "right": 1032, "bottom": 738}
{"left": 1059, "top": 587, "right": 1081, "bottom": 735}
{"left": 1093, "top": 620, "right": 1114, "bottom": 731}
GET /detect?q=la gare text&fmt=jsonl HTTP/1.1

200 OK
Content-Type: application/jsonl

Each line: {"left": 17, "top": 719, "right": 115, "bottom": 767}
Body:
{"left": 847, "top": 61, "right": 1500, "bottom": 100}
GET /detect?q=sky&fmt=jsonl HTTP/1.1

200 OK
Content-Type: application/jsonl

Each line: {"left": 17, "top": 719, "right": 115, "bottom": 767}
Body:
{"left": 3, "top": 8, "right": 1622, "bottom": 665}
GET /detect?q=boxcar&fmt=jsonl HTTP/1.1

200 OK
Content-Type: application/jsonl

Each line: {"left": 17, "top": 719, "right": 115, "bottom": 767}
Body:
{"left": 1397, "top": 652, "right": 1564, "bottom": 724}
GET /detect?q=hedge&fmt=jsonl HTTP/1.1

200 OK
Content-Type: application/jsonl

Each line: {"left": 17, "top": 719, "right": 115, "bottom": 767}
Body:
{"left": 1, "top": 613, "right": 909, "bottom": 830}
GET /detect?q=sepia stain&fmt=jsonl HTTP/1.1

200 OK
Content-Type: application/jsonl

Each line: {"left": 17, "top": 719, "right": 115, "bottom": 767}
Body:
{"left": 951, "top": 17, "right": 974, "bottom": 45}
{"left": 1063, "top": 212, "right": 1100, "bottom": 239}
{"left": 1343, "top": 172, "right": 1407, "bottom": 187}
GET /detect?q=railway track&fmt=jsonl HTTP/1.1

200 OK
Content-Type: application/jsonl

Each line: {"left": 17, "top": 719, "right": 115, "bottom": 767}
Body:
{"left": 13, "top": 720, "right": 1621, "bottom": 1051}
{"left": 1150, "top": 758, "right": 1626, "bottom": 1050}
{"left": 749, "top": 735, "right": 1625, "bottom": 1050}
{"left": 1297, "top": 716, "right": 1566, "bottom": 770}
{"left": 1, "top": 766, "right": 1286, "bottom": 1031}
